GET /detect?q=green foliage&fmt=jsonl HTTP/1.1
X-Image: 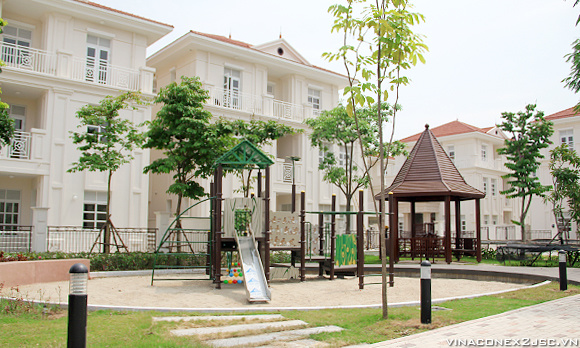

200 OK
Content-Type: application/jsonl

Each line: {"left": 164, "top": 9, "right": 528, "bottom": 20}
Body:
{"left": 0, "top": 17, "right": 13, "bottom": 150}
{"left": 143, "top": 76, "right": 235, "bottom": 215}
{"left": 229, "top": 119, "right": 297, "bottom": 196}
{"left": 547, "top": 144, "right": 580, "bottom": 233}
{"left": 496, "top": 104, "right": 553, "bottom": 239}
{"left": 69, "top": 91, "right": 145, "bottom": 174}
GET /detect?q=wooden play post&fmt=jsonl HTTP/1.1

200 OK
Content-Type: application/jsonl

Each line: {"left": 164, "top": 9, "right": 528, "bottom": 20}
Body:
{"left": 300, "top": 191, "right": 306, "bottom": 281}
{"left": 214, "top": 165, "right": 223, "bottom": 288}
{"left": 330, "top": 194, "right": 337, "bottom": 280}
{"left": 318, "top": 213, "right": 324, "bottom": 276}
{"left": 265, "top": 166, "right": 271, "bottom": 281}
{"left": 357, "top": 189, "right": 364, "bottom": 289}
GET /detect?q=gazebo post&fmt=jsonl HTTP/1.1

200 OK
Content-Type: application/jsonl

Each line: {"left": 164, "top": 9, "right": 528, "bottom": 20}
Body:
{"left": 410, "top": 201, "right": 416, "bottom": 260}
{"left": 455, "top": 199, "right": 461, "bottom": 261}
{"left": 475, "top": 198, "right": 482, "bottom": 262}
{"left": 390, "top": 195, "right": 398, "bottom": 285}
{"left": 445, "top": 196, "right": 452, "bottom": 264}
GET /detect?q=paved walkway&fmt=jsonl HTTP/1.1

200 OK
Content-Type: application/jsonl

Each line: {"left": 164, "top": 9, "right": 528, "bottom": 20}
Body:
{"left": 364, "top": 294, "right": 580, "bottom": 347}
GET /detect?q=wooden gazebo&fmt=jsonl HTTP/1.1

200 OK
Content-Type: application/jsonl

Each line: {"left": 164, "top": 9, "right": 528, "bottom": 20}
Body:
{"left": 377, "top": 125, "right": 486, "bottom": 263}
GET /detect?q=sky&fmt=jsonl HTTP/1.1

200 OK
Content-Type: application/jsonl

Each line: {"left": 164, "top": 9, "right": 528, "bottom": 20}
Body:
{"left": 93, "top": 0, "right": 579, "bottom": 139}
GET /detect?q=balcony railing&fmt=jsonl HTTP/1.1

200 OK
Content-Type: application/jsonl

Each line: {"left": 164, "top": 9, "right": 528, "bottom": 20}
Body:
{"left": 1, "top": 42, "right": 56, "bottom": 75}
{"left": 1, "top": 131, "right": 31, "bottom": 160}
{"left": 0, "top": 42, "right": 145, "bottom": 91}
{"left": 71, "top": 56, "right": 140, "bottom": 90}
{"left": 205, "top": 85, "right": 319, "bottom": 122}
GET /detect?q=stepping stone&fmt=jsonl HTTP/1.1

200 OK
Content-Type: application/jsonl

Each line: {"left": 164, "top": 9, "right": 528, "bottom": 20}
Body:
{"left": 268, "top": 338, "right": 331, "bottom": 347}
{"left": 171, "top": 319, "right": 308, "bottom": 337}
{"left": 153, "top": 314, "right": 285, "bottom": 322}
{"left": 207, "top": 325, "right": 344, "bottom": 347}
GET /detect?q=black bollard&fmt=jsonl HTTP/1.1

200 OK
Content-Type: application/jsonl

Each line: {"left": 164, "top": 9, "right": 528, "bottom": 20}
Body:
{"left": 68, "top": 263, "right": 88, "bottom": 348}
{"left": 559, "top": 250, "right": 568, "bottom": 291}
{"left": 420, "top": 260, "right": 432, "bottom": 324}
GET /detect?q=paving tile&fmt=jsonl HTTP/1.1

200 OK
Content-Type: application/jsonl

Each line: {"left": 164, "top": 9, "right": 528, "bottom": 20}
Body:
{"left": 171, "top": 319, "right": 307, "bottom": 337}
{"left": 207, "top": 325, "right": 344, "bottom": 347}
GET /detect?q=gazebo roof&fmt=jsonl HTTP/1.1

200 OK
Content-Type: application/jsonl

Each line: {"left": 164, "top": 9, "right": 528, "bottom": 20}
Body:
{"left": 214, "top": 139, "right": 274, "bottom": 170}
{"left": 377, "top": 125, "right": 485, "bottom": 201}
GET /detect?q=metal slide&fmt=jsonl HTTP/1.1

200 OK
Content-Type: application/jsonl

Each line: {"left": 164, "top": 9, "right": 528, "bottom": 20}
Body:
{"left": 235, "top": 234, "right": 271, "bottom": 302}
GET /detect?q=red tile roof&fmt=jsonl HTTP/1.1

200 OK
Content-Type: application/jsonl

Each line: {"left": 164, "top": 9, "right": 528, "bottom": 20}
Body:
{"left": 73, "top": 0, "right": 173, "bottom": 28}
{"left": 400, "top": 120, "right": 488, "bottom": 143}
{"left": 186, "top": 31, "right": 349, "bottom": 80}
{"left": 545, "top": 107, "right": 580, "bottom": 121}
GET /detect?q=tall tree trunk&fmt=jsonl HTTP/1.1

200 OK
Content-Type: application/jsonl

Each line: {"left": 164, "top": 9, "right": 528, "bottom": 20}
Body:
{"left": 104, "top": 169, "right": 112, "bottom": 253}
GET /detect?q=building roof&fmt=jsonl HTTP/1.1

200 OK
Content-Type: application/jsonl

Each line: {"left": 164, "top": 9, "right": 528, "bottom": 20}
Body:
{"left": 545, "top": 107, "right": 580, "bottom": 121}
{"left": 400, "top": 120, "right": 489, "bottom": 143}
{"left": 377, "top": 125, "right": 485, "bottom": 201}
{"left": 178, "top": 30, "right": 349, "bottom": 81}
{"left": 73, "top": 0, "right": 173, "bottom": 28}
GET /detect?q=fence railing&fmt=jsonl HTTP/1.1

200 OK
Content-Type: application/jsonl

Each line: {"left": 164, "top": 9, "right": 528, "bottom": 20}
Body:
{"left": 0, "top": 226, "right": 33, "bottom": 252}
{"left": 47, "top": 226, "right": 157, "bottom": 253}
{"left": 0, "top": 42, "right": 56, "bottom": 75}
{"left": 71, "top": 57, "right": 141, "bottom": 90}
{"left": 0, "top": 131, "right": 32, "bottom": 160}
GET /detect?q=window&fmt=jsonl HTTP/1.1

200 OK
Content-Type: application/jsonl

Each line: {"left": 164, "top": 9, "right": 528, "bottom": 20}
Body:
{"left": 398, "top": 221, "right": 404, "bottom": 234}
{"left": 481, "top": 144, "right": 487, "bottom": 161}
{"left": 447, "top": 145, "right": 455, "bottom": 162}
{"left": 430, "top": 213, "right": 436, "bottom": 222}
{"left": 223, "top": 67, "right": 241, "bottom": 108}
{"left": 267, "top": 83, "right": 275, "bottom": 96}
{"left": 483, "top": 177, "right": 488, "bottom": 195}
{"left": 492, "top": 215, "right": 498, "bottom": 225}
{"left": 484, "top": 215, "right": 489, "bottom": 225}
{"left": 169, "top": 69, "right": 176, "bottom": 83}
{"left": 318, "top": 142, "right": 330, "bottom": 166}
{"left": 0, "top": 190, "right": 21, "bottom": 231}
{"left": 2, "top": 24, "right": 32, "bottom": 66}
{"left": 491, "top": 178, "right": 497, "bottom": 196}
{"left": 86, "top": 35, "right": 110, "bottom": 84}
{"left": 308, "top": 88, "right": 321, "bottom": 114}
{"left": 87, "top": 124, "right": 108, "bottom": 143}
{"left": 8, "top": 105, "right": 26, "bottom": 158}
{"left": 83, "top": 191, "right": 108, "bottom": 229}
{"left": 560, "top": 129, "right": 574, "bottom": 150}
{"left": 338, "top": 147, "right": 347, "bottom": 167}
{"left": 460, "top": 215, "right": 466, "bottom": 232}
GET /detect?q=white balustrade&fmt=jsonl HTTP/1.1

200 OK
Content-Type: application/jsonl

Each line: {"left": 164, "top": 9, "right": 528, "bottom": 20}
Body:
{"left": 0, "top": 42, "right": 56, "bottom": 75}
{"left": 71, "top": 56, "right": 140, "bottom": 90}
{"left": 2, "top": 131, "right": 32, "bottom": 160}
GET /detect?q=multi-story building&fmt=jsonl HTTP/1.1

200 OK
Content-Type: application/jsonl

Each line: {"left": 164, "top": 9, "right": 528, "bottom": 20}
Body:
{"left": 146, "top": 31, "right": 353, "bottom": 229}
{"left": 530, "top": 106, "right": 580, "bottom": 239}
{"left": 382, "top": 120, "right": 521, "bottom": 241}
{"left": 0, "top": 0, "right": 172, "bottom": 251}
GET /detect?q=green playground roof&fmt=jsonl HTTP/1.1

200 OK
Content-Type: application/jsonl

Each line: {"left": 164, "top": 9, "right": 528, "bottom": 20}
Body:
{"left": 214, "top": 139, "right": 274, "bottom": 170}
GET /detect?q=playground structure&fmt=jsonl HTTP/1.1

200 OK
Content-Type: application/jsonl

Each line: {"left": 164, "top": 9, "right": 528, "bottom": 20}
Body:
{"left": 150, "top": 140, "right": 376, "bottom": 302}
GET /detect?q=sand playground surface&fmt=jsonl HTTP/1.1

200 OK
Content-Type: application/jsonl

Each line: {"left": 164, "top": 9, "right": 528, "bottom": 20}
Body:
{"left": 6, "top": 274, "right": 529, "bottom": 310}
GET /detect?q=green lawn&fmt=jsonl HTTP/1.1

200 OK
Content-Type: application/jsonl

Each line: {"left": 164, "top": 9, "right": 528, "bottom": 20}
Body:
{"left": 1, "top": 282, "right": 578, "bottom": 347}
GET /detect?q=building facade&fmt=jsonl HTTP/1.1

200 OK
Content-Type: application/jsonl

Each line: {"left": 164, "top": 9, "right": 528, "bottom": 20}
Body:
{"left": 0, "top": 0, "right": 172, "bottom": 251}
{"left": 146, "top": 31, "right": 361, "bottom": 230}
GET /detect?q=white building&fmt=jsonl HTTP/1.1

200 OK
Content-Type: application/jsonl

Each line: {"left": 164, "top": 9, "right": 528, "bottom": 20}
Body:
{"left": 0, "top": 0, "right": 172, "bottom": 251}
{"left": 530, "top": 106, "right": 580, "bottom": 239}
{"left": 382, "top": 120, "right": 522, "bottom": 241}
{"left": 146, "top": 31, "right": 358, "bottom": 229}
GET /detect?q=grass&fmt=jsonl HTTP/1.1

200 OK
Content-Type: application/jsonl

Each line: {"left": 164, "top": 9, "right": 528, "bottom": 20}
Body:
{"left": 1, "top": 282, "right": 578, "bottom": 347}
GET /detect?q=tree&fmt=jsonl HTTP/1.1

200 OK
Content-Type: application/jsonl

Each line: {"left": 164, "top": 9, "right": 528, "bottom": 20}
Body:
{"left": 325, "top": 0, "right": 427, "bottom": 318}
{"left": 0, "top": 17, "right": 14, "bottom": 150}
{"left": 69, "top": 91, "right": 145, "bottom": 253}
{"left": 229, "top": 119, "right": 297, "bottom": 197}
{"left": 143, "top": 77, "right": 235, "bottom": 230}
{"left": 546, "top": 145, "right": 580, "bottom": 241}
{"left": 306, "top": 103, "right": 405, "bottom": 233}
{"left": 496, "top": 104, "right": 554, "bottom": 242}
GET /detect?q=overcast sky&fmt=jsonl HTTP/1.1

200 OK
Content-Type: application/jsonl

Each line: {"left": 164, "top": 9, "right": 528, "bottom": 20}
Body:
{"left": 94, "top": 0, "right": 579, "bottom": 138}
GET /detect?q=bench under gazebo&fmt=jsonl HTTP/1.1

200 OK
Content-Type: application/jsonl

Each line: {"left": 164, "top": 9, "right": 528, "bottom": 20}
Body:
{"left": 377, "top": 125, "right": 486, "bottom": 263}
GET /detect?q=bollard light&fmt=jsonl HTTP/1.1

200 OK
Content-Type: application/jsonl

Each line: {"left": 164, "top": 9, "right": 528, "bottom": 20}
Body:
{"left": 420, "top": 260, "right": 432, "bottom": 324}
{"left": 559, "top": 250, "right": 568, "bottom": 291}
{"left": 68, "top": 263, "right": 88, "bottom": 348}
{"left": 69, "top": 263, "right": 88, "bottom": 295}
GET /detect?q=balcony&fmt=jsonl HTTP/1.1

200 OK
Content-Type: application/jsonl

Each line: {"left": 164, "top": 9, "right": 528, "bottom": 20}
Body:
{"left": 0, "top": 42, "right": 151, "bottom": 92}
{"left": 0, "top": 129, "right": 49, "bottom": 175}
{"left": 205, "top": 85, "right": 319, "bottom": 123}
